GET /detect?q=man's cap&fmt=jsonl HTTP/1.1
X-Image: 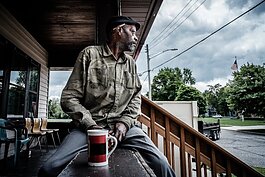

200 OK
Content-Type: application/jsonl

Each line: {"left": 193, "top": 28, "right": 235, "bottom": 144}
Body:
{"left": 106, "top": 16, "right": 140, "bottom": 33}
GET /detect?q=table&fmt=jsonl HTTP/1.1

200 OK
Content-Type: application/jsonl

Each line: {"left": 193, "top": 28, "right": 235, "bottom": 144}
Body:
{"left": 58, "top": 148, "right": 156, "bottom": 177}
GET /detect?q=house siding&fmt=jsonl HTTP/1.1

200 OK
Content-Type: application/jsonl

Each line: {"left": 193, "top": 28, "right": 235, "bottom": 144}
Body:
{"left": 0, "top": 3, "right": 49, "bottom": 118}
{"left": 0, "top": 4, "right": 49, "bottom": 159}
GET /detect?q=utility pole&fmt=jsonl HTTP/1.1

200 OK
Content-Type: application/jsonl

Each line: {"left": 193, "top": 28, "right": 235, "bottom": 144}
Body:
{"left": 145, "top": 44, "right": 178, "bottom": 100}
{"left": 146, "top": 44, "right": 152, "bottom": 100}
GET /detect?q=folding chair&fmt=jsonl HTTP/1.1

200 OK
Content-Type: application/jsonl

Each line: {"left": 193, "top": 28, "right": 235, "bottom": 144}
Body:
{"left": 0, "top": 118, "right": 30, "bottom": 167}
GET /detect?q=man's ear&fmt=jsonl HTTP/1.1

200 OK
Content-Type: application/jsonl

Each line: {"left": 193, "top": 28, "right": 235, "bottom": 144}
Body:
{"left": 119, "top": 27, "right": 124, "bottom": 35}
{"left": 112, "top": 27, "right": 122, "bottom": 35}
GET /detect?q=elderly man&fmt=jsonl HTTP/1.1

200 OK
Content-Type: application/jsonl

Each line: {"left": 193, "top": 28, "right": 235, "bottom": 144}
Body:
{"left": 38, "top": 16, "right": 176, "bottom": 177}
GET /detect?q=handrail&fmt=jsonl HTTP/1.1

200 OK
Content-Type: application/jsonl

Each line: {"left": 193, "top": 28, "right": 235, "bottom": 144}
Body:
{"left": 139, "top": 95, "right": 264, "bottom": 177}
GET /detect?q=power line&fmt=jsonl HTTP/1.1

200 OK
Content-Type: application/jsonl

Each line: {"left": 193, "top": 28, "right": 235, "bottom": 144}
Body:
{"left": 149, "top": 0, "right": 200, "bottom": 49}
{"left": 138, "top": 71, "right": 148, "bottom": 77}
{"left": 148, "top": 0, "right": 194, "bottom": 45}
{"left": 138, "top": 74, "right": 149, "bottom": 94}
{"left": 143, "top": 74, "right": 148, "bottom": 82}
{"left": 149, "top": 0, "right": 206, "bottom": 50}
{"left": 151, "top": 0, "right": 265, "bottom": 71}
{"left": 151, "top": 0, "right": 206, "bottom": 49}
{"left": 138, "top": 70, "right": 148, "bottom": 76}
{"left": 138, "top": 48, "right": 177, "bottom": 76}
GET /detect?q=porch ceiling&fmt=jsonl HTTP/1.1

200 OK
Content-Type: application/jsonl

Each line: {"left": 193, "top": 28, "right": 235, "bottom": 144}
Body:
{"left": 0, "top": 0, "right": 163, "bottom": 69}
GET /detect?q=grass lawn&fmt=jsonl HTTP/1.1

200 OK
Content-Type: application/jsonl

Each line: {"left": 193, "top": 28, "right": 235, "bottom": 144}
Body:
{"left": 199, "top": 117, "right": 265, "bottom": 127}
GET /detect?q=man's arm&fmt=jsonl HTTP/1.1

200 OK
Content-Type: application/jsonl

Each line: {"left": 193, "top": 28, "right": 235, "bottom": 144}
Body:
{"left": 110, "top": 83, "right": 141, "bottom": 141}
{"left": 60, "top": 49, "right": 97, "bottom": 130}
{"left": 120, "top": 75, "right": 142, "bottom": 130}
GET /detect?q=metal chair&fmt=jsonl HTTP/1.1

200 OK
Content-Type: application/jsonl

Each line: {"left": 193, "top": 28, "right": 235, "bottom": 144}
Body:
{"left": 0, "top": 118, "right": 30, "bottom": 167}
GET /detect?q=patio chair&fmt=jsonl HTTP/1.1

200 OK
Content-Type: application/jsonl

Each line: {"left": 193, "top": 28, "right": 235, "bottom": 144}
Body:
{"left": 0, "top": 118, "right": 30, "bottom": 167}
{"left": 25, "top": 118, "right": 47, "bottom": 151}
{"left": 40, "top": 118, "right": 61, "bottom": 147}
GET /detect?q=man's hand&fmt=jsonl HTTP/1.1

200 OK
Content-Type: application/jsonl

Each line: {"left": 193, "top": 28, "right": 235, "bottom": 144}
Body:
{"left": 109, "top": 122, "right": 127, "bottom": 142}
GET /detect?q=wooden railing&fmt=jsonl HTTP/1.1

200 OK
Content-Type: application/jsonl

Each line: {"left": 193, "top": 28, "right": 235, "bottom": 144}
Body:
{"left": 139, "top": 96, "right": 263, "bottom": 177}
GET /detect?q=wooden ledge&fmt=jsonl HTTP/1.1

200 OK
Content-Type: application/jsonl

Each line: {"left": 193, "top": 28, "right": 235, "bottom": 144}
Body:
{"left": 58, "top": 148, "right": 156, "bottom": 177}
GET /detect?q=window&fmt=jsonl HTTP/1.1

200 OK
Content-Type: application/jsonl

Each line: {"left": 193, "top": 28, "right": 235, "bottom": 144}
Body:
{"left": 7, "top": 52, "right": 27, "bottom": 117}
{"left": 27, "top": 62, "right": 39, "bottom": 118}
{"left": 0, "top": 36, "right": 40, "bottom": 118}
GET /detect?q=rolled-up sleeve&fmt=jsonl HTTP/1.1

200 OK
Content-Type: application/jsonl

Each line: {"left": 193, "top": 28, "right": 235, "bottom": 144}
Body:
{"left": 60, "top": 50, "right": 96, "bottom": 130}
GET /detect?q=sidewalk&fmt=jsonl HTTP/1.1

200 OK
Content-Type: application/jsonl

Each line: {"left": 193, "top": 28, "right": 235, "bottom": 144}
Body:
{"left": 222, "top": 125, "right": 265, "bottom": 131}
{"left": 216, "top": 128, "right": 265, "bottom": 168}
{"left": 222, "top": 125, "right": 265, "bottom": 136}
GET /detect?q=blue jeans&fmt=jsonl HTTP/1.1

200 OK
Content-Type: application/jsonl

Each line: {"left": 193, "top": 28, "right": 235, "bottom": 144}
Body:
{"left": 38, "top": 126, "right": 176, "bottom": 177}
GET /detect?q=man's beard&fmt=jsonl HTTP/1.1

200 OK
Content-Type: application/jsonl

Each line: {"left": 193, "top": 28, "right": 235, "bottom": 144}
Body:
{"left": 127, "top": 41, "right": 136, "bottom": 52}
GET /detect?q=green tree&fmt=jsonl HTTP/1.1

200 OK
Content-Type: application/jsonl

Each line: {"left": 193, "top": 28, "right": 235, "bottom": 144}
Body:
{"left": 175, "top": 85, "right": 206, "bottom": 115}
{"left": 216, "top": 86, "right": 230, "bottom": 116}
{"left": 16, "top": 71, "right": 26, "bottom": 87}
{"left": 151, "top": 67, "right": 195, "bottom": 101}
{"left": 203, "top": 84, "right": 222, "bottom": 116}
{"left": 227, "top": 63, "right": 265, "bottom": 118}
{"left": 183, "top": 68, "right": 196, "bottom": 85}
{"left": 48, "top": 98, "right": 69, "bottom": 119}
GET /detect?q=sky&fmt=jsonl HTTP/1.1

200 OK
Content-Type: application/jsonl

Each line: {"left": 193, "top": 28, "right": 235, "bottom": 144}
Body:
{"left": 136, "top": 0, "right": 265, "bottom": 94}
{"left": 49, "top": 0, "right": 265, "bottom": 99}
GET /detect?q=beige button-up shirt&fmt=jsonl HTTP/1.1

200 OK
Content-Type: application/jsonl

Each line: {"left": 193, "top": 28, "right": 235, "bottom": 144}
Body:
{"left": 61, "top": 44, "right": 142, "bottom": 130}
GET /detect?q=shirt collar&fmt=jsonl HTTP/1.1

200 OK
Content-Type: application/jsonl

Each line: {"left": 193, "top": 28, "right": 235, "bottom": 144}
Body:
{"left": 102, "top": 44, "right": 127, "bottom": 62}
{"left": 102, "top": 44, "right": 112, "bottom": 57}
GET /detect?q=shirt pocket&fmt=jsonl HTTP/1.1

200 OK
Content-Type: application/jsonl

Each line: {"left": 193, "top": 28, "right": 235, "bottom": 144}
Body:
{"left": 124, "top": 71, "right": 135, "bottom": 89}
{"left": 88, "top": 66, "right": 108, "bottom": 90}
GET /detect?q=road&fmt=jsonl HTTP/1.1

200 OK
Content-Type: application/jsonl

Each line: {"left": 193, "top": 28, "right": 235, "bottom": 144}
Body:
{"left": 214, "top": 128, "right": 265, "bottom": 168}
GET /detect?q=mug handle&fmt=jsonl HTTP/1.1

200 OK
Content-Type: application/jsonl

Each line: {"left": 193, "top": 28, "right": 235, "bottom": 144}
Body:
{"left": 107, "top": 135, "right": 118, "bottom": 158}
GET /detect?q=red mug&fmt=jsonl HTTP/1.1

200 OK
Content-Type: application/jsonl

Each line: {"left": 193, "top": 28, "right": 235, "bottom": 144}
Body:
{"left": 87, "top": 129, "right": 117, "bottom": 166}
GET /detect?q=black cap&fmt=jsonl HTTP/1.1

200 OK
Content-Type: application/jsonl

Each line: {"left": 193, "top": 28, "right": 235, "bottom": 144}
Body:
{"left": 106, "top": 16, "right": 140, "bottom": 33}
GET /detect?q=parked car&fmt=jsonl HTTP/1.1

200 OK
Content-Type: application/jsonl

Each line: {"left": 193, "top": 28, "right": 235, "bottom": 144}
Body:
{"left": 212, "top": 114, "right": 222, "bottom": 118}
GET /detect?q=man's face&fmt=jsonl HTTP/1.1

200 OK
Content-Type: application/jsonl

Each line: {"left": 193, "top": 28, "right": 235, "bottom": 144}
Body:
{"left": 120, "top": 25, "right": 138, "bottom": 52}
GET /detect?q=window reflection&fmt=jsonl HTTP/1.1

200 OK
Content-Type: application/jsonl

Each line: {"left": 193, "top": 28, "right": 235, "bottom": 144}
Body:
{"left": 0, "top": 37, "right": 40, "bottom": 118}
{"left": 7, "top": 52, "right": 27, "bottom": 117}
{"left": 29, "top": 66, "right": 39, "bottom": 92}
{"left": 10, "top": 71, "right": 26, "bottom": 88}
{"left": 28, "top": 91, "right": 38, "bottom": 118}
{"left": 7, "top": 84, "right": 25, "bottom": 116}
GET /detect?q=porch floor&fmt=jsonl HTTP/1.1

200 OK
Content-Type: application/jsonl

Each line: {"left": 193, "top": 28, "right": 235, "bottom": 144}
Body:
{"left": 0, "top": 146, "right": 57, "bottom": 177}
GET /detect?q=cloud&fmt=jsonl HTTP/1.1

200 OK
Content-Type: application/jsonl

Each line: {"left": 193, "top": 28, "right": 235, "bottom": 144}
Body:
{"left": 49, "top": 71, "right": 71, "bottom": 85}
{"left": 49, "top": 71, "right": 71, "bottom": 99}
{"left": 194, "top": 75, "right": 233, "bottom": 92}
{"left": 226, "top": 0, "right": 265, "bottom": 16}
{"left": 48, "top": 0, "right": 265, "bottom": 98}
{"left": 137, "top": 0, "right": 265, "bottom": 94}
